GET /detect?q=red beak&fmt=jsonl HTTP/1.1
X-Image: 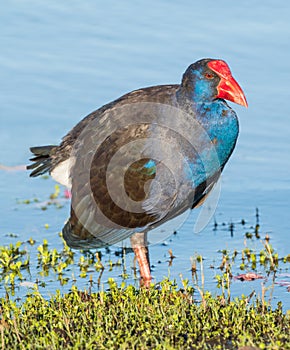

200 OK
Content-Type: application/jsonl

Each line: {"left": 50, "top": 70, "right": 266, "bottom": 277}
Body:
{"left": 208, "top": 60, "right": 248, "bottom": 108}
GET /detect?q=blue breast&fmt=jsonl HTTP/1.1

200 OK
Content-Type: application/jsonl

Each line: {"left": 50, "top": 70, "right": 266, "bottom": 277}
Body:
{"left": 184, "top": 100, "right": 239, "bottom": 188}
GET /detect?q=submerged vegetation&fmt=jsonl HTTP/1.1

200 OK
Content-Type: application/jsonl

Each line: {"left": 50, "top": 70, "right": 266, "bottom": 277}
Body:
{"left": 0, "top": 186, "right": 289, "bottom": 348}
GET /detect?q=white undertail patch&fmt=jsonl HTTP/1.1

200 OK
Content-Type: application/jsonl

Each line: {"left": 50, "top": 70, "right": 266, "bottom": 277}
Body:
{"left": 51, "top": 158, "right": 74, "bottom": 189}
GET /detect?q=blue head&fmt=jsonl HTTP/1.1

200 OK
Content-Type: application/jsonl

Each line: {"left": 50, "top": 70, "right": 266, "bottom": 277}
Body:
{"left": 179, "top": 58, "right": 247, "bottom": 107}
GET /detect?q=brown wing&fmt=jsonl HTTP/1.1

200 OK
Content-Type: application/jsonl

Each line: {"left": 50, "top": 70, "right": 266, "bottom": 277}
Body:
{"left": 51, "top": 85, "right": 179, "bottom": 170}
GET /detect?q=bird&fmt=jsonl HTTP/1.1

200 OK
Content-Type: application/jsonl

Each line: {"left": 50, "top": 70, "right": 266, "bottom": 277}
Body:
{"left": 27, "top": 58, "right": 247, "bottom": 286}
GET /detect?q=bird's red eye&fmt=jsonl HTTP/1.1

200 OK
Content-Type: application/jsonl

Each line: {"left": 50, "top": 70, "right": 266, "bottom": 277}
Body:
{"left": 205, "top": 72, "right": 214, "bottom": 79}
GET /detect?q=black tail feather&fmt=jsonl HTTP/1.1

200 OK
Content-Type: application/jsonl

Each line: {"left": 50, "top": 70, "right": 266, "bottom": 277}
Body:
{"left": 27, "top": 145, "right": 56, "bottom": 177}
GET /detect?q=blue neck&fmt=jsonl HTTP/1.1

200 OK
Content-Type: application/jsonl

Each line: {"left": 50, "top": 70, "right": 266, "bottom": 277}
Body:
{"left": 180, "top": 98, "right": 239, "bottom": 187}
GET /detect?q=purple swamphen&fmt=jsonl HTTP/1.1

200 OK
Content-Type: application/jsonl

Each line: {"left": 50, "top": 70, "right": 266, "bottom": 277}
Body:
{"left": 28, "top": 59, "right": 247, "bottom": 286}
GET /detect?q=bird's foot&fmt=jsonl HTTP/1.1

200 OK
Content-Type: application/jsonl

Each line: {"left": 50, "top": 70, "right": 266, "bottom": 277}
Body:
{"left": 140, "top": 276, "right": 152, "bottom": 288}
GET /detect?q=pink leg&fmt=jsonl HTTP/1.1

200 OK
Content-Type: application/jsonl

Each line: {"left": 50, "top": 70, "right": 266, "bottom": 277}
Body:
{"left": 130, "top": 232, "right": 152, "bottom": 287}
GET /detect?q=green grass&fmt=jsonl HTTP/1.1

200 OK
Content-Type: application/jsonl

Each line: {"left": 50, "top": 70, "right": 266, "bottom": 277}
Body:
{"left": 0, "top": 280, "right": 289, "bottom": 349}
{"left": 0, "top": 232, "right": 289, "bottom": 349}
{"left": 1, "top": 192, "right": 289, "bottom": 349}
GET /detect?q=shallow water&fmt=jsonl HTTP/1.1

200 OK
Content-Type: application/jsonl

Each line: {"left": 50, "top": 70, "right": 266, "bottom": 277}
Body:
{"left": 1, "top": 1, "right": 290, "bottom": 309}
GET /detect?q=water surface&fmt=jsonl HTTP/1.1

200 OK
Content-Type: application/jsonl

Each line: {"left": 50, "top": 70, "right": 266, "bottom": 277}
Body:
{"left": 1, "top": 1, "right": 290, "bottom": 309}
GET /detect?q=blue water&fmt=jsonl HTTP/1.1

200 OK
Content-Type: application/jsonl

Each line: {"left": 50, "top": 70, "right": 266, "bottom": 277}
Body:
{"left": 1, "top": 1, "right": 290, "bottom": 309}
